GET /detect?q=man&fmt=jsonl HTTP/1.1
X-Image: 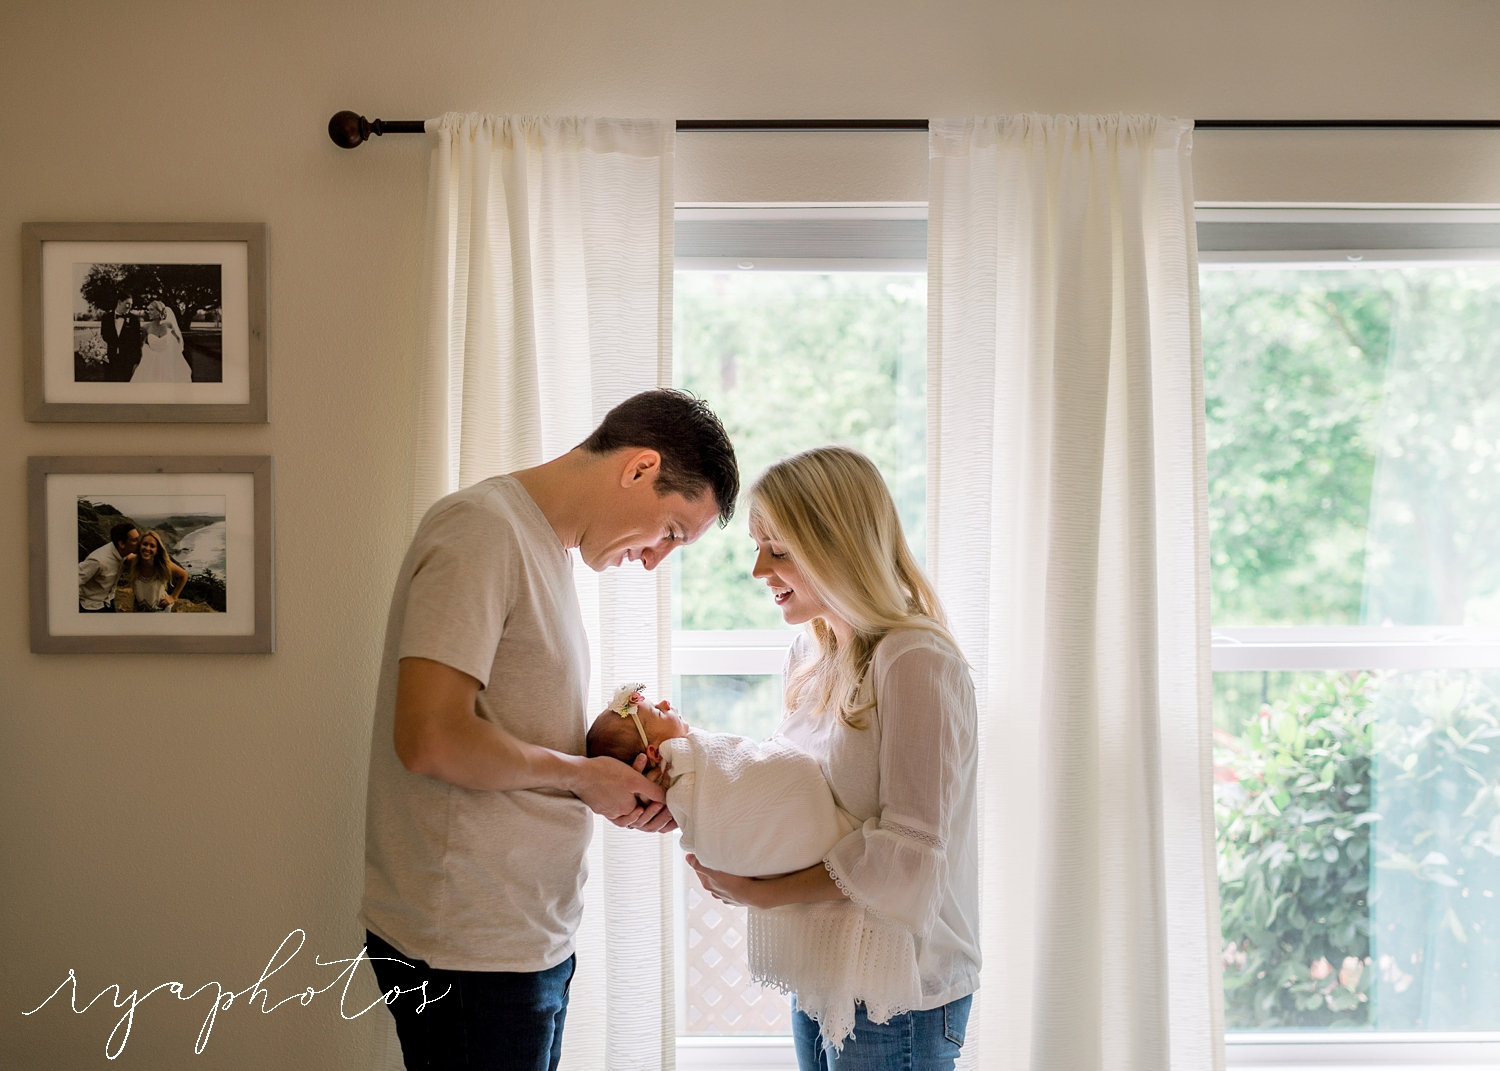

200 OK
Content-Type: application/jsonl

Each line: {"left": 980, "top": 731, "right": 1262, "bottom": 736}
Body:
{"left": 97, "top": 294, "right": 143, "bottom": 381}
{"left": 78, "top": 522, "right": 140, "bottom": 612}
{"left": 362, "top": 389, "right": 738, "bottom": 1070}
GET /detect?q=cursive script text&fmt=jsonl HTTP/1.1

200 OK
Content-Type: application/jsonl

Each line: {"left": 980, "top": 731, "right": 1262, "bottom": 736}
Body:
{"left": 21, "top": 929, "right": 448, "bottom": 1060}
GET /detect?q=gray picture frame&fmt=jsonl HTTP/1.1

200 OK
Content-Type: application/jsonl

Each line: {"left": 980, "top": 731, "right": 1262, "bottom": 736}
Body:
{"left": 22, "top": 222, "right": 268, "bottom": 422}
{"left": 29, "top": 456, "right": 274, "bottom": 653}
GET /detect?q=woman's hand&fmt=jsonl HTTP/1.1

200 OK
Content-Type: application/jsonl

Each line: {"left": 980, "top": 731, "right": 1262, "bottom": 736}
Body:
{"left": 686, "top": 854, "right": 774, "bottom": 908}
{"left": 687, "top": 855, "right": 850, "bottom": 910}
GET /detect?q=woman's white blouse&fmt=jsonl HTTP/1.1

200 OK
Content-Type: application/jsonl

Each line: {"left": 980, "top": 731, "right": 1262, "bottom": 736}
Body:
{"left": 776, "top": 627, "right": 981, "bottom": 1008}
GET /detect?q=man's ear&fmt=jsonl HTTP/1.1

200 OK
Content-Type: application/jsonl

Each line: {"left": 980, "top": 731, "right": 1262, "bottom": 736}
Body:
{"left": 619, "top": 449, "right": 662, "bottom": 489}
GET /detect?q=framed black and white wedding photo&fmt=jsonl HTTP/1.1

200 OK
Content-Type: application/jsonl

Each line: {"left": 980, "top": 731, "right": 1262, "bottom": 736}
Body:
{"left": 28, "top": 456, "right": 274, "bottom": 654}
{"left": 22, "top": 222, "right": 268, "bottom": 422}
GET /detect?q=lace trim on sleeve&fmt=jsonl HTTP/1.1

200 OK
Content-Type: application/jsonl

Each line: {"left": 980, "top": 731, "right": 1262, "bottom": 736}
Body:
{"left": 824, "top": 856, "right": 857, "bottom": 901}
{"left": 883, "top": 820, "right": 945, "bottom": 850}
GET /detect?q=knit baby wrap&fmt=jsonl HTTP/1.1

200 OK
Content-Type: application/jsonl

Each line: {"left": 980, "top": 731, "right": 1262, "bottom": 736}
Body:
{"left": 661, "top": 729, "right": 851, "bottom": 876}
{"left": 662, "top": 730, "right": 924, "bottom": 1047}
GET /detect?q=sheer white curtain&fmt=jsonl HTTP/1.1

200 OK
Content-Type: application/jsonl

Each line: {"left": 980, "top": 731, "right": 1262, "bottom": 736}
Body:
{"left": 409, "top": 112, "right": 677, "bottom": 1071}
{"left": 928, "top": 115, "right": 1224, "bottom": 1071}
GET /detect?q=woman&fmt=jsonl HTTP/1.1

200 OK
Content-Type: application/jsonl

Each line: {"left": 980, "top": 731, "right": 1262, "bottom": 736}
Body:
{"left": 120, "top": 530, "right": 189, "bottom": 611}
{"left": 688, "top": 446, "right": 980, "bottom": 1070}
{"left": 130, "top": 300, "right": 191, "bottom": 383}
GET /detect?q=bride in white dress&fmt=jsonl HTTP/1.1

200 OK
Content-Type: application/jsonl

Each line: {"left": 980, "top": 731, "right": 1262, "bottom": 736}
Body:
{"left": 131, "top": 300, "right": 192, "bottom": 383}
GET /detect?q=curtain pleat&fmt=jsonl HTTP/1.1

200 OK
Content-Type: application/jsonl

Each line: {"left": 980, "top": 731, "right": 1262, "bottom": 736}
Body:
{"left": 410, "top": 112, "right": 677, "bottom": 1071}
{"left": 929, "top": 115, "right": 1224, "bottom": 1071}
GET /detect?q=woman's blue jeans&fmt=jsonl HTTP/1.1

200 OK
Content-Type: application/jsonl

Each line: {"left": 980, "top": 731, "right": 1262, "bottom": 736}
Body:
{"left": 792, "top": 995, "right": 972, "bottom": 1071}
{"left": 365, "top": 930, "right": 574, "bottom": 1071}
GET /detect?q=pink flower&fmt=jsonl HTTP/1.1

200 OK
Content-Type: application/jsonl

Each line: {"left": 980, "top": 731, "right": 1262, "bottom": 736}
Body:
{"left": 611, "top": 681, "right": 647, "bottom": 713}
{"left": 1309, "top": 957, "right": 1333, "bottom": 981}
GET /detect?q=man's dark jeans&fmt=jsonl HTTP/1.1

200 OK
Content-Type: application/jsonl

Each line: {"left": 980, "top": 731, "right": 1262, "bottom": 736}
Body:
{"left": 366, "top": 930, "right": 574, "bottom": 1071}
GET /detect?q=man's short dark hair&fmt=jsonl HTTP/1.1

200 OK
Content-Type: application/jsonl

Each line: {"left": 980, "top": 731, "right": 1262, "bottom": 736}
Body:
{"left": 109, "top": 522, "right": 138, "bottom": 548}
{"left": 579, "top": 389, "right": 738, "bottom": 526}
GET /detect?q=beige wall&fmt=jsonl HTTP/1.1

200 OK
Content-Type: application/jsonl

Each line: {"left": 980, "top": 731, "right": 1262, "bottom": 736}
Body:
{"left": 3, "top": 1, "right": 1499, "bottom": 1067}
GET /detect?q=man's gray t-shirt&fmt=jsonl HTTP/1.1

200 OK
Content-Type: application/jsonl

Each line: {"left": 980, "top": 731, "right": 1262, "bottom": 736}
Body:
{"left": 361, "top": 475, "right": 591, "bottom": 971}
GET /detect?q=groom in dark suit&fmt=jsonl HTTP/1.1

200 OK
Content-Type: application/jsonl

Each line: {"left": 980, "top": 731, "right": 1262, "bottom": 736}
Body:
{"left": 98, "top": 294, "right": 142, "bottom": 381}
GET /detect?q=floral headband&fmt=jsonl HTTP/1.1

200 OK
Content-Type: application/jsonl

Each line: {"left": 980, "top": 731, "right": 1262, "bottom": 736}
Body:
{"left": 611, "top": 682, "right": 650, "bottom": 751}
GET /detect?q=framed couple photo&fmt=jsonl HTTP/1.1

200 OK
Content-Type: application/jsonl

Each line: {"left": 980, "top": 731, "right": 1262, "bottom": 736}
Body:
{"left": 22, "top": 222, "right": 268, "bottom": 422}
{"left": 28, "top": 456, "right": 274, "bottom": 654}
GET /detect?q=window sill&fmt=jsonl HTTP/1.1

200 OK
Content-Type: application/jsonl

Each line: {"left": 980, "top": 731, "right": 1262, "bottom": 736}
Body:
{"left": 676, "top": 1034, "right": 1500, "bottom": 1071}
{"left": 677, "top": 1036, "right": 795, "bottom": 1070}
{"left": 1227, "top": 1033, "right": 1500, "bottom": 1069}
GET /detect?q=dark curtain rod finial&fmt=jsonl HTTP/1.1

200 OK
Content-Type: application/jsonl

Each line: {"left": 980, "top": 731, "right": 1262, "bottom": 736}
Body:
{"left": 328, "top": 111, "right": 427, "bottom": 148}
{"left": 328, "top": 110, "right": 370, "bottom": 148}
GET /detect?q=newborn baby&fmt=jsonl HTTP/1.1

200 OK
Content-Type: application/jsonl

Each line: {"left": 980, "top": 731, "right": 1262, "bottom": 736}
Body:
{"left": 593, "top": 687, "right": 921, "bottom": 1049}
{"left": 589, "top": 684, "right": 855, "bottom": 877}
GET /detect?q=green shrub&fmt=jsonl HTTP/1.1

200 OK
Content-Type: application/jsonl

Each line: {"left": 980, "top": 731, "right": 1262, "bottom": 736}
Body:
{"left": 1216, "top": 672, "right": 1377, "bottom": 1027}
{"left": 1215, "top": 669, "right": 1500, "bottom": 1030}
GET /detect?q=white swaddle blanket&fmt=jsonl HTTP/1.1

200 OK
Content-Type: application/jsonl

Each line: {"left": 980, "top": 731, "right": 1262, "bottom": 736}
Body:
{"left": 662, "top": 730, "right": 924, "bottom": 1048}
{"left": 662, "top": 729, "right": 854, "bottom": 876}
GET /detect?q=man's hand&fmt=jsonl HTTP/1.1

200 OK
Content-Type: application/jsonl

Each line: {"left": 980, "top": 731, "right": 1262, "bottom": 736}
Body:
{"left": 572, "top": 752, "right": 674, "bottom": 831}
{"left": 626, "top": 753, "right": 679, "bottom": 832}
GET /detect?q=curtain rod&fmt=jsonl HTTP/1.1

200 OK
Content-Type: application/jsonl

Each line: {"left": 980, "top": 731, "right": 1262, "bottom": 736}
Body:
{"left": 327, "top": 110, "right": 1500, "bottom": 148}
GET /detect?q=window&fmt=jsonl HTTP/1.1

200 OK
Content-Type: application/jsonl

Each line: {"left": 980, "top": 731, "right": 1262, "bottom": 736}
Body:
{"left": 669, "top": 205, "right": 1500, "bottom": 1069}
{"left": 672, "top": 206, "right": 926, "bottom": 1065}
{"left": 1202, "top": 208, "right": 1500, "bottom": 1066}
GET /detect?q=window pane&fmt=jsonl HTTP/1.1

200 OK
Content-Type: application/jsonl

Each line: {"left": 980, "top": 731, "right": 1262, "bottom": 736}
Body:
{"left": 673, "top": 673, "right": 783, "bottom": 738}
{"left": 673, "top": 271, "right": 927, "bottom": 630}
{"left": 1203, "top": 265, "right": 1500, "bottom": 628}
{"left": 1215, "top": 668, "right": 1500, "bottom": 1031}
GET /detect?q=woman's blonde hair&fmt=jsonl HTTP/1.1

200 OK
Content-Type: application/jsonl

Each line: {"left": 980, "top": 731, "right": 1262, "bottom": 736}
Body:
{"left": 749, "top": 446, "right": 954, "bottom": 728}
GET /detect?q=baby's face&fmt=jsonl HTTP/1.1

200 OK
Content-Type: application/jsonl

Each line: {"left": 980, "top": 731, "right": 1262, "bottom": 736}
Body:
{"left": 636, "top": 700, "right": 690, "bottom": 745}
